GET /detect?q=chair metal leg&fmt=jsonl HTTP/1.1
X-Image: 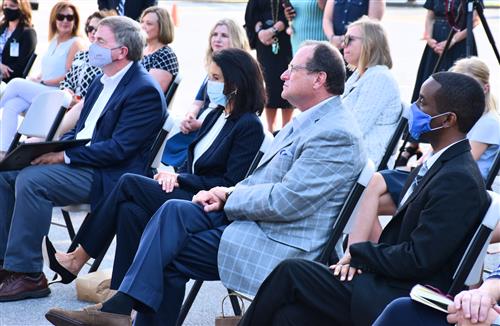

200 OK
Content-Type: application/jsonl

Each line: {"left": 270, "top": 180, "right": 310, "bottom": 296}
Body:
{"left": 227, "top": 289, "right": 242, "bottom": 316}
{"left": 88, "top": 237, "right": 113, "bottom": 273}
{"left": 175, "top": 280, "right": 204, "bottom": 326}
{"left": 61, "top": 209, "right": 76, "bottom": 240}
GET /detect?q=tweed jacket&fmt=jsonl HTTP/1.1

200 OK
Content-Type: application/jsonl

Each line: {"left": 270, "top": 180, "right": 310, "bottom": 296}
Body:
{"left": 217, "top": 96, "right": 366, "bottom": 295}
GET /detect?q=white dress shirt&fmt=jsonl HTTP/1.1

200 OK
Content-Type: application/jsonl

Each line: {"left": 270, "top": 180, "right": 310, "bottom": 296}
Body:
{"left": 64, "top": 62, "right": 133, "bottom": 163}
{"left": 192, "top": 110, "right": 229, "bottom": 171}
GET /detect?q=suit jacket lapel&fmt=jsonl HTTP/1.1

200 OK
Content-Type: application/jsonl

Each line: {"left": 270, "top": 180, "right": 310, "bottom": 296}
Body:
{"left": 394, "top": 139, "right": 471, "bottom": 216}
{"left": 257, "top": 97, "right": 340, "bottom": 169}
{"left": 97, "top": 62, "right": 138, "bottom": 120}
{"left": 193, "top": 118, "right": 235, "bottom": 172}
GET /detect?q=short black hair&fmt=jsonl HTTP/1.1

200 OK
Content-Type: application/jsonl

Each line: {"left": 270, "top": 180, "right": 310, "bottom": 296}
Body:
{"left": 304, "top": 41, "right": 345, "bottom": 95}
{"left": 431, "top": 71, "right": 485, "bottom": 133}
{"left": 212, "top": 48, "right": 265, "bottom": 118}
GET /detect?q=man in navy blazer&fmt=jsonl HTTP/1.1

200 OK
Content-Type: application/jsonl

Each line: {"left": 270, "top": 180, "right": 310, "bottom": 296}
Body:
{"left": 0, "top": 16, "right": 165, "bottom": 301}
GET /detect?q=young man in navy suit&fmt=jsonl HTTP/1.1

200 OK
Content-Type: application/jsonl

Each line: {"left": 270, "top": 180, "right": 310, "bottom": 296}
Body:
{"left": 0, "top": 16, "right": 166, "bottom": 301}
{"left": 237, "top": 71, "right": 491, "bottom": 326}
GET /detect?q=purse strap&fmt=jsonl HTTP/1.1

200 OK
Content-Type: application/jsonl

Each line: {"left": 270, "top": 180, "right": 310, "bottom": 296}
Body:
{"left": 221, "top": 293, "right": 247, "bottom": 317}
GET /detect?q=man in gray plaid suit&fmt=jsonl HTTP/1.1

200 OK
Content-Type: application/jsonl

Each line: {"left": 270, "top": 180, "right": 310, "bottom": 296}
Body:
{"left": 45, "top": 41, "right": 366, "bottom": 326}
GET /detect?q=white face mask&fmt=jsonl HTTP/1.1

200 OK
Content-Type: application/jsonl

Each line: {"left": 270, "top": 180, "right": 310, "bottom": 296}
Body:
{"left": 206, "top": 80, "right": 227, "bottom": 108}
{"left": 88, "top": 43, "right": 121, "bottom": 68}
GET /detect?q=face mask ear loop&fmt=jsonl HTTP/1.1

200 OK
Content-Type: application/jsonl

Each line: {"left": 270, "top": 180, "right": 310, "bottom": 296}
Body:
{"left": 429, "top": 112, "right": 452, "bottom": 132}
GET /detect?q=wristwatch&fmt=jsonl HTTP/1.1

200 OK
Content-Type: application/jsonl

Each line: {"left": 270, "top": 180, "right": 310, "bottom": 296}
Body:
{"left": 225, "top": 188, "right": 234, "bottom": 201}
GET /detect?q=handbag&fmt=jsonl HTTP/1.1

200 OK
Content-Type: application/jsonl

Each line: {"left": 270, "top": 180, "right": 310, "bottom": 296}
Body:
{"left": 214, "top": 293, "right": 247, "bottom": 326}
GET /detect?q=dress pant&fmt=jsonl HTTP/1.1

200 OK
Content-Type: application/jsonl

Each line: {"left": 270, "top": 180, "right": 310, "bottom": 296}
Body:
{"left": 118, "top": 199, "right": 228, "bottom": 326}
{"left": 239, "top": 259, "right": 354, "bottom": 326}
{"left": 74, "top": 173, "right": 193, "bottom": 288}
{"left": 0, "top": 164, "right": 93, "bottom": 272}
{"left": 372, "top": 297, "right": 449, "bottom": 326}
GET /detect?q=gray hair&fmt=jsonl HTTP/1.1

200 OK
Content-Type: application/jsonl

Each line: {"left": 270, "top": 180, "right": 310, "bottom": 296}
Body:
{"left": 99, "top": 16, "right": 146, "bottom": 61}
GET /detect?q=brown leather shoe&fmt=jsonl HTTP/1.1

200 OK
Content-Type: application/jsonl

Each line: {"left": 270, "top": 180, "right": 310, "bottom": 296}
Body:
{"left": 45, "top": 304, "right": 132, "bottom": 326}
{"left": 0, "top": 271, "right": 50, "bottom": 301}
{"left": 0, "top": 267, "right": 9, "bottom": 283}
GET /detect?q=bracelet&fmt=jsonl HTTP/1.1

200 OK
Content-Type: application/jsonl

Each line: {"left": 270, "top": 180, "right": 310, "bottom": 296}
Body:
{"left": 271, "top": 26, "right": 278, "bottom": 35}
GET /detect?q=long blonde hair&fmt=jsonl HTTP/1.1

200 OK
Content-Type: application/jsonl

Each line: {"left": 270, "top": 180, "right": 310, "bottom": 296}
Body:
{"left": 204, "top": 19, "right": 250, "bottom": 68}
{"left": 347, "top": 16, "right": 392, "bottom": 75}
{"left": 451, "top": 57, "right": 498, "bottom": 115}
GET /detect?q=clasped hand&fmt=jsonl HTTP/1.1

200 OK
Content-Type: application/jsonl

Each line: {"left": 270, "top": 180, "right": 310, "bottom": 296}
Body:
{"left": 192, "top": 186, "right": 229, "bottom": 212}
{"left": 447, "top": 288, "right": 500, "bottom": 326}
{"left": 31, "top": 151, "right": 64, "bottom": 165}
{"left": 329, "top": 252, "right": 362, "bottom": 281}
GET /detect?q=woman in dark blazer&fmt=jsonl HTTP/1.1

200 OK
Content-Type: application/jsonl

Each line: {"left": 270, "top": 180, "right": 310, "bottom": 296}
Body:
{"left": 0, "top": 0, "right": 36, "bottom": 82}
{"left": 44, "top": 48, "right": 266, "bottom": 287}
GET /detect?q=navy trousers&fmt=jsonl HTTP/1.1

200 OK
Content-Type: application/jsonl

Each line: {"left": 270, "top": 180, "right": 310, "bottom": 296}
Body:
{"left": 373, "top": 297, "right": 449, "bottom": 326}
{"left": 74, "top": 173, "right": 193, "bottom": 288}
{"left": 118, "top": 199, "right": 229, "bottom": 325}
{"left": 0, "top": 164, "right": 93, "bottom": 272}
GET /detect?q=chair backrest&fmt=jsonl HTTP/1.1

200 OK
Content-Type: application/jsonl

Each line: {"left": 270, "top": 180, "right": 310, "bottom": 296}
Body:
{"left": 377, "top": 112, "right": 408, "bottom": 171}
{"left": 145, "top": 115, "right": 176, "bottom": 174}
{"left": 22, "top": 52, "right": 37, "bottom": 78}
{"left": 447, "top": 190, "right": 500, "bottom": 296}
{"left": 7, "top": 90, "right": 71, "bottom": 153}
{"left": 485, "top": 151, "right": 500, "bottom": 190}
{"left": 244, "top": 130, "right": 274, "bottom": 178}
{"left": 318, "top": 159, "right": 376, "bottom": 265}
{"left": 165, "top": 74, "right": 182, "bottom": 107}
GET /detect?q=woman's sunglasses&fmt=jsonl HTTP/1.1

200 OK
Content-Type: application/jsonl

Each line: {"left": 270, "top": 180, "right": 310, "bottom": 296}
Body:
{"left": 85, "top": 25, "right": 97, "bottom": 34}
{"left": 56, "top": 14, "right": 75, "bottom": 22}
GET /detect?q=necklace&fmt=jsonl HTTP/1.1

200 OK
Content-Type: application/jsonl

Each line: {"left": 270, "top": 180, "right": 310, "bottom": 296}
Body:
{"left": 269, "top": 0, "right": 280, "bottom": 55}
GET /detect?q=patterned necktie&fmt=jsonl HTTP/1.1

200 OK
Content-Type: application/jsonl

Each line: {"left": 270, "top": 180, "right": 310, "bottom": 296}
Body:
{"left": 117, "top": 0, "right": 125, "bottom": 16}
{"left": 399, "top": 161, "right": 429, "bottom": 207}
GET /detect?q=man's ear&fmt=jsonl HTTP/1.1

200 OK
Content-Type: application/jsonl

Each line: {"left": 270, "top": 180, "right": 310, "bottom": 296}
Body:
{"left": 443, "top": 111, "right": 458, "bottom": 128}
{"left": 312, "top": 71, "right": 327, "bottom": 90}
{"left": 118, "top": 47, "right": 129, "bottom": 61}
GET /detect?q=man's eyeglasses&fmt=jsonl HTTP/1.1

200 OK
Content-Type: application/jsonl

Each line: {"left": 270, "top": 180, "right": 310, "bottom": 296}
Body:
{"left": 343, "top": 35, "right": 363, "bottom": 47}
{"left": 56, "top": 14, "right": 75, "bottom": 22}
{"left": 287, "top": 64, "right": 309, "bottom": 74}
{"left": 86, "top": 25, "right": 97, "bottom": 35}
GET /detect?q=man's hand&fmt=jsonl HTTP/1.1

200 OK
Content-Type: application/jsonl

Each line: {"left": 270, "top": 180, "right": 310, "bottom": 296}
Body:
{"left": 447, "top": 288, "right": 498, "bottom": 325}
{"left": 154, "top": 171, "right": 179, "bottom": 193}
{"left": 192, "top": 187, "right": 229, "bottom": 212}
{"left": 31, "top": 151, "right": 64, "bottom": 165}
{"left": 329, "top": 252, "right": 362, "bottom": 281}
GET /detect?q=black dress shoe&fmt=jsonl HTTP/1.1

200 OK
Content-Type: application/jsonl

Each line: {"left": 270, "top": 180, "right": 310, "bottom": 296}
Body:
{"left": 41, "top": 236, "right": 77, "bottom": 284}
{"left": 0, "top": 271, "right": 50, "bottom": 301}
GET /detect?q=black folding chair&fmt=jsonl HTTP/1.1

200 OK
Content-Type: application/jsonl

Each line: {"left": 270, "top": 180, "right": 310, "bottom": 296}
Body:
{"left": 447, "top": 190, "right": 499, "bottom": 296}
{"left": 377, "top": 117, "right": 408, "bottom": 171}
{"left": 485, "top": 151, "right": 500, "bottom": 191}
{"left": 175, "top": 130, "right": 274, "bottom": 325}
{"left": 21, "top": 52, "right": 37, "bottom": 79}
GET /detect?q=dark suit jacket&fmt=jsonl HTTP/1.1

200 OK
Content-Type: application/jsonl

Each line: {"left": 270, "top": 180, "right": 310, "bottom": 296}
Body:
{"left": 176, "top": 107, "right": 264, "bottom": 194}
{"left": 348, "top": 140, "right": 490, "bottom": 326}
{"left": 97, "top": 0, "right": 158, "bottom": 21}
{"left": 62, "top": 61, "right": 166, "bottom": 208}
{"left": 0, "top": 24, "right": 37, "bottom": 82}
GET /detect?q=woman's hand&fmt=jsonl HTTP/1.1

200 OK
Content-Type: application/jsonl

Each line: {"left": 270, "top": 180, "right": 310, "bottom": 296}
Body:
{"left": 154, "top": 171, "right": 179, "bottom": 193}
{"left": 180, "top": 112, "right": 202, "bottom": 134}
{"left": 1, "top": 64, "right": 13, "bottom": 79}
{"left": 258, "top": 28, "right": 276, "bottom": 46}
{"left": 329, "top": 252, "right": 362, "bottom": 281}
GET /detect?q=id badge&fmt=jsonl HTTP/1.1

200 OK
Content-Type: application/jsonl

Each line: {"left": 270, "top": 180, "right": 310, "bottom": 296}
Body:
{"left": 10, "top": 40, "right": 19, "bottom": 57}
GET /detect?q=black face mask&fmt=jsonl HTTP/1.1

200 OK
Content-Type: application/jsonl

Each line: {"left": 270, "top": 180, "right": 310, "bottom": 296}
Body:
{"left": 3, "top": 8, "right": 21, "bottom": 22}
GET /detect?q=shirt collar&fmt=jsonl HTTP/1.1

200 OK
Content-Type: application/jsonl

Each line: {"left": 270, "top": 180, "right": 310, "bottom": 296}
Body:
{"left": 293, "top": 96, "right": 338, "bottom": 130}
{"left": 100, "top": 61, "right": 133, "bottom": 87}
{"left": 424, "top": 139, "right": 467, "bottom": 169}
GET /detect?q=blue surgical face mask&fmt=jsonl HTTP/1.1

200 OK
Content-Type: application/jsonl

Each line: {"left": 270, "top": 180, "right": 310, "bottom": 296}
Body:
{"left": 408, "top": 102, "right": 450, "bottom": 141}
{"left": 206, "top": 80, "right": 227, "bottom": 108}
{"left": 88, "top": 43, "right": 119, "bottom": 68}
